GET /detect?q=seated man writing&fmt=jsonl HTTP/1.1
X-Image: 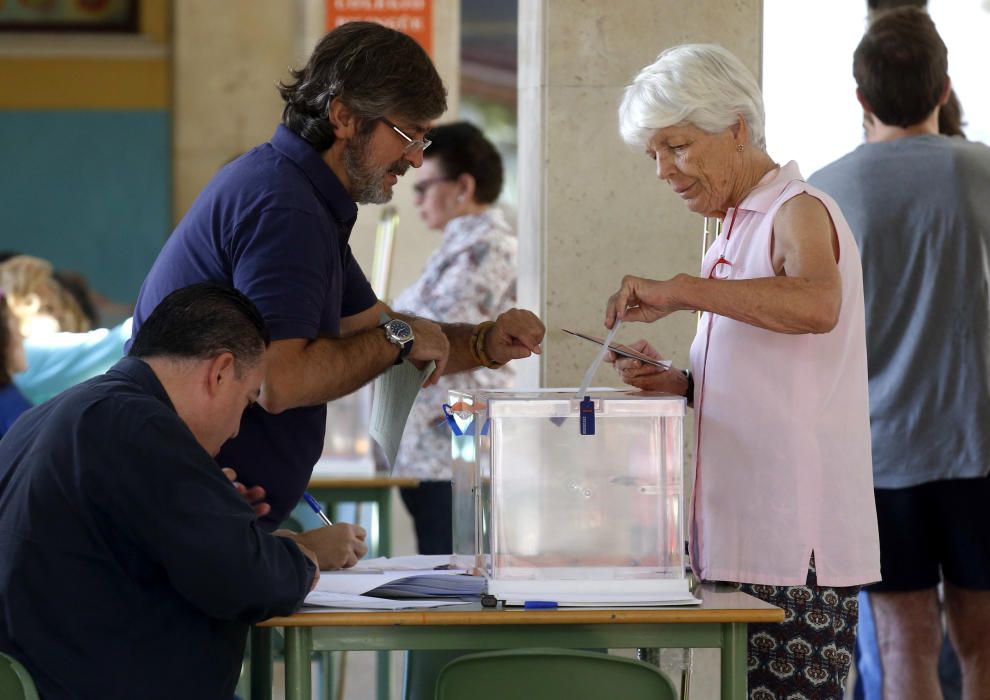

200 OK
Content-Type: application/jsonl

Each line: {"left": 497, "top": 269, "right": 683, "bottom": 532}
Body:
{"left": 0, "top": 283, "right": 318, "bottom": 699}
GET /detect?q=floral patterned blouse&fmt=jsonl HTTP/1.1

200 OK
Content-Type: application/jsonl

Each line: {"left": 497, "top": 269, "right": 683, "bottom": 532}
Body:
{"left": 392, "top": 208, "right": 517, "bottom": 480}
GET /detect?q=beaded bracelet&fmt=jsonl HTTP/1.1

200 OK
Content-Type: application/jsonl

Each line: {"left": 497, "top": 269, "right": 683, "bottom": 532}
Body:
{"left": 473, "top": 321, "right": 503, "bottom": 369}
{"left": 468, "top": 322, "right": 488, "bottom": 365}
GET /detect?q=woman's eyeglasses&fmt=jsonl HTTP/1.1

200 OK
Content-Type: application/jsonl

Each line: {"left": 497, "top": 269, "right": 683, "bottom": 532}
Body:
{"left": 413, "top": 177, "right": 454, "bottom": 197}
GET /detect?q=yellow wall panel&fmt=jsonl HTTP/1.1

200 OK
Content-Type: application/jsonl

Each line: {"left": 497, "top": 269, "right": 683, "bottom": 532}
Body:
{"left": 140, "top": 0, "right": 171, "bottom": 43}
{"left": 0, "top": 58, "right": 169, "bottom": 109}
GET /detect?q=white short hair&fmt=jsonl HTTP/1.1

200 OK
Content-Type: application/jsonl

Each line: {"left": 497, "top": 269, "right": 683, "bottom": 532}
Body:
{"left": 618, "top": 44, "right": 766, "bottom": 150}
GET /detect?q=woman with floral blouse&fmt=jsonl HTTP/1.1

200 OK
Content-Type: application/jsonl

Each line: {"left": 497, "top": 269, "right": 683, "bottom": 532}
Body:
{"left": 392, "top": 121, "right": 517, "bottom": 554}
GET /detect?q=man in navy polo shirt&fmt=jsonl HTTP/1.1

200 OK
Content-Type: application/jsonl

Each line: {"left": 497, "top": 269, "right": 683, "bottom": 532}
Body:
{"left": 131, "top": 22, "right": 545, "bottom": 569}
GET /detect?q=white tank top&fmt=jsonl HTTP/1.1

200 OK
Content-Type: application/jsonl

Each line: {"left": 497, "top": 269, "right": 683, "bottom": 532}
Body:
{"left": 688, "top": 161, "right": 880, "bottom": 587}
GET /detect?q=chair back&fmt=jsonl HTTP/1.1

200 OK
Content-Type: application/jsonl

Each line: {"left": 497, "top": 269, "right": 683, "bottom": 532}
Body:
{"left": 0, "top": 652, "right": 40, "bottom": 700}
{"left": 435, "top": 647, "right": 678, "bottom": 700}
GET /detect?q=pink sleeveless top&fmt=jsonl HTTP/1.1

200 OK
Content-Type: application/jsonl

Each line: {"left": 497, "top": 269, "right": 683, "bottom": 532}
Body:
{"left": 688, "top": 161, "right": 880, "bottom": 587}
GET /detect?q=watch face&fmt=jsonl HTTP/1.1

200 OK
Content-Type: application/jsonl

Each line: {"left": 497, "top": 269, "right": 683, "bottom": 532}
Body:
{"left": 387, "top": 319, "right": 413, "bottom": 343}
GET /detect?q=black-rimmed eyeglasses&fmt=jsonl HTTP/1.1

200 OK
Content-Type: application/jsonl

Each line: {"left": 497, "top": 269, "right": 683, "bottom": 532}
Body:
{"left": 379, "top": 117, "right": 432, "bottom": 153}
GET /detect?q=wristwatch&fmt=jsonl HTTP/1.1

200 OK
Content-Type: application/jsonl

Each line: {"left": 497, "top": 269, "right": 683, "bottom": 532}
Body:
{"left": 381, "top": 318, "right": 414, "bottom": 365}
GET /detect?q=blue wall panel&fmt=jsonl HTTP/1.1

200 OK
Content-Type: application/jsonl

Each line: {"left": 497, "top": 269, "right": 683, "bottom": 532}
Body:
{"left": 0, "top": 110, "right": 170, "bottom": 303}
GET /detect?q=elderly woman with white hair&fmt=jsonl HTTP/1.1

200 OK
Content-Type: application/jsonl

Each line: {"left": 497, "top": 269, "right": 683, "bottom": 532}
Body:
{"left": 604, "top": 44, "right": 881, "bottom": 698}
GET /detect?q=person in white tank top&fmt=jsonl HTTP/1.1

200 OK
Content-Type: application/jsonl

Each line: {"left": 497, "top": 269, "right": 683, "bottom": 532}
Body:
{"left": 606, "top": 44, "right": 880, "bottom": 699}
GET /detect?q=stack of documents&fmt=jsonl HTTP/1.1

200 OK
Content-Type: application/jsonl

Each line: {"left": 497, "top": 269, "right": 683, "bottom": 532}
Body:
{"left": 303, "top": 555, "right": 483, "bottom": 611}
{"left": 367, "top": 573, "right": 484, "bottom": 600}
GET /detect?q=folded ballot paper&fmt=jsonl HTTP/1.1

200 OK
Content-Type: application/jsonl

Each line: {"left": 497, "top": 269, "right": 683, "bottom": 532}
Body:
{"left": 369, "top": 359, "right": 437, "bottom": 469}
{"left": 302, "top": 555, "right": 484, "bottom": 611}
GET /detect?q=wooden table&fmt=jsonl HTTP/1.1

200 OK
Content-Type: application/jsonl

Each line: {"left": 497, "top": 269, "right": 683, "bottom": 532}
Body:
{"left": 251, "top": 584, "right": 783, "bottom": 700}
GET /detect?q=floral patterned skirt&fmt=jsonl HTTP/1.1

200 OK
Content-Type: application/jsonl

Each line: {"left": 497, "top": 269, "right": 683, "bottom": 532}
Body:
{"left": 721, "top": 559, "right": 861, "bottom": 700}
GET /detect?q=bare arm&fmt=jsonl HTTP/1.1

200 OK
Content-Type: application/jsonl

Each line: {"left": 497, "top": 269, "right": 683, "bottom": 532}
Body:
{"left": 379, "top": 307, "right": 545, "bottom": 380}
{"left": 261, "top": 298, "right": 546, "bottom": 413}
{"left": 433, "top": 308, "right": 546, "bottom": 375}
{"left": 259, "top": 300, "right": 450, "bottom": 413}
{"left": 258, "top": 332, "right": 394, "bottom": 414}
{"left": 606, "top": 193, "right": 842, "bottom": 335}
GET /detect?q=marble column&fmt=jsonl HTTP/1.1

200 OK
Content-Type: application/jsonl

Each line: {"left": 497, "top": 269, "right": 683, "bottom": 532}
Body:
{"left": 172, "top": 0, "right": 301, "bottom": 222}
{"left": 517, "top": 0, "right": 762, "bottom": 388}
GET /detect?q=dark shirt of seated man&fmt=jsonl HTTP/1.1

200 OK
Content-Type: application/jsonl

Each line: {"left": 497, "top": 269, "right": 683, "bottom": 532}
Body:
{"left": 0, "top": 283, "right": 318, "bottom": 700}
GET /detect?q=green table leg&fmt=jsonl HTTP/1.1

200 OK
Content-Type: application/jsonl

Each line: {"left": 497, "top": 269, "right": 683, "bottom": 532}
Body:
{"left": 720, "top": 622, "right": 748, "bottom": 700}
{"left": 285, "top": 627, "right": 313, "bottom": 700}
{"left": 322, "top": 649, "right": 336, "bottom": 700}
{"left": 250, "top": 626, "right": 273, "bottom": 700}
{"left": 376, "top": 495, "right": 391, "bottom": 700}
{"left": 312, "top": 488, "right": 398, "bottom": 700}
{"left": 377, "top": 493, "right": 392, "bottom": 559}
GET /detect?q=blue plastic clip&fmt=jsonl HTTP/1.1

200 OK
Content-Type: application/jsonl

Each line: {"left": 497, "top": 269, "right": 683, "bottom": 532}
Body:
{"left": 579, "top": 396, "right": 595, "bottom": 435}
{"left": 442, "top": 404, "right": 462, "bottom": 436}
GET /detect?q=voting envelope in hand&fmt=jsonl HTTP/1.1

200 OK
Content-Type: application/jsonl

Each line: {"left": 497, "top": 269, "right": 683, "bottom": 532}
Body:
{"left": 562, "top": 329, "right": 672, "bottom": 369}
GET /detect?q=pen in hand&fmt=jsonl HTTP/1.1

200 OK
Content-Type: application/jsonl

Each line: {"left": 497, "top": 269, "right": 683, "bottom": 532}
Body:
{"left": 302, "top": 492, "right": 334, "bottom": 527}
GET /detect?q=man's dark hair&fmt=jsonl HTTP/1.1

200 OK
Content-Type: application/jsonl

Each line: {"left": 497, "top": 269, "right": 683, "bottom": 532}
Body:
{"left": 867, "top": 0, "right": 926, "bottom": 12}
{"left": 129, "top": 283, "right": 270, "bottom": 373}
{"left": 278, "top": 21, "right": 447, "bottom": 151}
{"left": 854, "top": 7, "right": 948, "bottom": 128}
{"left": 426, "top": 122, "right": 504, "bottom": 205}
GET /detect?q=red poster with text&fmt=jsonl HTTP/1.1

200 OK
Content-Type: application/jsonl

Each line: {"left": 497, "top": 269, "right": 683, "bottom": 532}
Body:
{"left": 326, "top": 0, "right": 432, "bottom": 56}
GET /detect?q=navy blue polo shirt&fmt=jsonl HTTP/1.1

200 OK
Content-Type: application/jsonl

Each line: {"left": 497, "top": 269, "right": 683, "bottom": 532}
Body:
{"left": 131, "top": 125, "right": 378, "bottom": 527}
{"left": 0, "top": 358, "right": 314, "bottom": 699}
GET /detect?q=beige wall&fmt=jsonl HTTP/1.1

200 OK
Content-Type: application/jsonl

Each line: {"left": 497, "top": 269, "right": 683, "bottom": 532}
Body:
{"left": 517, "top": 0, "right": 763, "bottom": 390}
{"left": 173, "top": 0, "right": 298, "bottom": 221}
{"left": 172, "top": 0, "right": 460, "bottom": 303}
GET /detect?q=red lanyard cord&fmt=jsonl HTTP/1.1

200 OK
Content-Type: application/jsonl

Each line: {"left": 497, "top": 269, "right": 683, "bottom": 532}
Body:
{"left": 696, "top": 206, "right": 738, "bottom": 453}
{"left": 689, "top": 206, "right": 738, "bottom": 569}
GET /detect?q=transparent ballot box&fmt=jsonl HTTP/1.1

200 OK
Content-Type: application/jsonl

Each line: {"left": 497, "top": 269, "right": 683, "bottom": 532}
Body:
{"left": 450, "top": 389, "right": 691, "bottom": 604}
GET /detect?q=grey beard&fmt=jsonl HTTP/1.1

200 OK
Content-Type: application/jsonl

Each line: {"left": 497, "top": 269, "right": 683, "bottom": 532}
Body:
{"left": 343, "top": 133, "right": 408, "bottom": 205}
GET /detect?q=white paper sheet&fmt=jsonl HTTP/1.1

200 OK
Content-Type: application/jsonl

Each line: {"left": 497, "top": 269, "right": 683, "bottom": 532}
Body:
{"left": 355, "top": 554, "right": 454, "bottom": 571}
{"left": 302, "top": 561, "right": 481, "bottom": 609}
{"left": 312, "top": 570, "right": 435, "bottom": 596}
{"left": 302, "top": 591, "right": 465, "bottom": 610}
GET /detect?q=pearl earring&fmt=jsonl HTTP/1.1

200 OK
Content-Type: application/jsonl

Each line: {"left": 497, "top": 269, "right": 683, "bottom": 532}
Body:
{"left": 736, "top": 144, "right": 744, "bottom": 152}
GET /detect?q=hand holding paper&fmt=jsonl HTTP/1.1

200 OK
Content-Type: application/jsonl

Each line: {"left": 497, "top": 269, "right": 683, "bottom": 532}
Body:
{"left": 562, "top": 329, "right": 672, "bottom": 370}
{"left": 606, "top": 339, "right": 689, "bottom": 395}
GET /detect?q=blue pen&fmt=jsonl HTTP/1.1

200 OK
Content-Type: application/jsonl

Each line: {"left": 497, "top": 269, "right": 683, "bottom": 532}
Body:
{"left": 523, "top": 600, "right": 558, "bottom": 609}
{"left": 302, "top": 492, "right": 334, "bottom": 527}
